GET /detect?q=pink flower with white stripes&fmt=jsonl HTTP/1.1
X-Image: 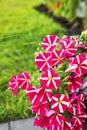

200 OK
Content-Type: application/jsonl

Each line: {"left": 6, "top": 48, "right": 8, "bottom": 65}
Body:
{"left": 46, "top": 110, "right": 65, "bottom": 126}
{"left": 70, "top": 36, "right": 87, "bottom": 49}
{"left": 61, "top": 38, "right": 77, "bottom": 58}
{"left": 40, "top": 69, "right": 60, "bottom": 90}
{"left": 68, "top": 94, "right": 85, "bottom": 115}
{"left": 31, "top": 96, "right": 49, "bottom": 115}
{"left": 36, "top": 86, "right": 52, "bottom": 102}
{"left": 77, "top": 94, "right": 86, "bottom": 114}
{"left": 68, "top": 54, "right": 87, "bottom": 76}
{"left": 35, "top": 52, "right": 52, "bottom": 72}
{"left": 68, "top": 94, "right": 78, "bottom": 115}
{"left": 67, "top": 74, "right": 82, "bottom": 93}
{"left": 42, "top": 35, "right": 60, "bottom": 51}
{"left": 8, "top": 75, "right": 18, "bottom": 96}
{"left": 18, "top": 72, "right": 30, "bottom": 90}
{"left": 52, "top": 50, "right": 65, "bottom": 67}
{"left": 71, "top": 113, "right": 86, "bottom": 127}
{"left": 27, "top": 85, "right": 52, "bottom": 104}
{"left": 51, "top": 94, "right": 69, "bottom": 113}
{"left": 61, "top": 118, "right": 71, "bottom": 130}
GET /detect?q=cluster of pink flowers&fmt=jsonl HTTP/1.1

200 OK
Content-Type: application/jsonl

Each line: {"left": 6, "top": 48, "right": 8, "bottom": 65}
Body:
{"left": 8, "top": 35, "right": 87, "bottom": 130}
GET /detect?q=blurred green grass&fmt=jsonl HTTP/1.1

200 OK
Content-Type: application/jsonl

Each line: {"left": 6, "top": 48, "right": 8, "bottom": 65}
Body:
{"left": 0, "top": 0, "right": 64, "bottom": 122}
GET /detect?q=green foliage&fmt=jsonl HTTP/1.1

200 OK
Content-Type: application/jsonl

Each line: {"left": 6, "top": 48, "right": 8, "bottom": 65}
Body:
{"left": 0, "top": 0, "right": 64, "bottom": 123}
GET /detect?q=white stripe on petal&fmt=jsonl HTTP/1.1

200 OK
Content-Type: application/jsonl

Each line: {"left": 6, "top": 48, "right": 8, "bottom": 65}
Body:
{"left": 47, "top": 62, "right": 51, "bottom": 69}
{"left": 32, "top": 95, "right": 37, "bottom": 103}
{"left": 19, "top": 81, "right": 26, "bottom": 88}
{"left": 48, "top": 70, "right": 51, "bottom": 77}
{"left": 47, "top": 55, "right": 52, "bottom": 60}
{"left": 53, "top": 50, "right": 58, "bottom": 58}
{"left": 40, "top": 53, "right": 46, "bottom": 59}
{"left": 35, "top": 59, "right": 45, "bottom": 62}
{"left": 60, "top": 50, "right": 64, "bottom": 57}
{"left": 27, "top": 89, "right": 36, "bottom": 93}
{"left": 77, "top": 55, "right": 80, "bottom": 64}
{"left": 59, "top": 104, "right": 64, "bottom": 113}
{"left": 18, "top": 78, "right": 25, "bottom": 80}
{"left": 60, "top": 94, "right": 65, "bottom": 100}
{"left": 42, "top": 42, "right": 49, "bottom": 46}
{"left": 52, "top": 96, "right": 58, "bottom": 101}
{"left": 54, "top": 77, "right": 60, "bottom": 80}
{"left": 47, "top": 79, "right": 51, "bottom": 86}
{"left": 53, "top": 36, "right": 58, "bottom": 45}
{"left": 56, "top": 116, "right": 61, "bottom": 125}
{"left": 81, "top": 66, "right": 87, "bottom": 70}
{"left": 73, "top": 107, "right": 76, "bottom": 115}
{"left": 52, "top": 103, "right": 58, "bottom": 108}
{"left": 40, "top": 62, "right": 46, "bottom": 71}
{"left": 23, "top": 73, "right": 26, "bottom": 79}
{"left": 46, "top": 45, "right": 51, "bottom": 51}
{"left": 47, "top": 35, "right": 51, "bottom": 45}
{"left": 62, "top": 101, "right": 69, "bottom": 106}
{"left": 75, "top": 81, "right": 82, "bottom": 86}
{"left": 52, "top": 79, "right": 57, "bottom": 89}
{"left": 78, "top": 67, "right": 82, "bottom": 76}
{"left": 40, "top": 77, "right": 48, "bottom": 80}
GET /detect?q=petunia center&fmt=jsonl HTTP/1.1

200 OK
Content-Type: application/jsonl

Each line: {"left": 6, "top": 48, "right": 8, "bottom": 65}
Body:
{"left": 25, "top": 78, "right": 28, "bottom": 82}
{"left": 16, "top": 82, "right": 18, "bottom": 86}
{"left": 66, "top": 47, "right": 69, "bottom": 51}
{"left": 58, "top": 56, "right": 61, "bottom": 61}
{"left": 45, "top": 59, "right": 48, "bottom": 63}
{"left": 78, "top": 63, "right": 81, "bottom": 67}
{"left": 57, "top": 99, "right": 62, "bottom": 104}
{"left": 49, "top": 76, "right": 53, "bottom": 80}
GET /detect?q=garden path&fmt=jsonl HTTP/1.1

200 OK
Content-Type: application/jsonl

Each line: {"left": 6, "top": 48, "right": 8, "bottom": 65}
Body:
{"left": 0, "top": 118, "right": 42, "bottom": 130}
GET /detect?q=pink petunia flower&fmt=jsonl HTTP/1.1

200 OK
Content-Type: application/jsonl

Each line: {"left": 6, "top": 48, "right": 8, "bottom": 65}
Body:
{"left": 52, "top": 50, "right": 65, "bottom": 67}
{"left": 51, "top": 94, "right": 69, "bottom": 113}
{"left": 68, "top": 94, "right": 78, "bottom": 115}
{"left": 67, "top": 54, "right": 87, "bottom": 76}
{"left": 68, "top": 94, "right": 85, "bottom": 115}
{"left": 70, "top": 36, "right": 87, "bottom": 49}
{"left": 67, "top": 74, "right": 82, "bottom": 93}
{"left": 36, "top": 86, "right": 52, "bottom": 102}
{"left": 61, "top": 38, "right": 77, "bottom": 58}
{"left": 61, "top": 118, "right": 71, "bottom": 130}
{"left": 8, "top": 75, "right": 18, "bottom": 96}
{"left": 18, "top": 72, "right": 30, "bottom": 90}
{"left": 77, "top": 94, "right": 86, "bottom": 114}
{"left": 35, "top": 52, "right": 52, "bottom": 72}
{"left": 31, "top": 93, "right": 49, "bottom": 115}
{"left": 46, "top": 110, "right": 65, "bottom": 126}
{"left": 71, "top": 113, "right": 86, "bottom": 126}
{"left": 42, "top": 35, "right": 60, "bottom": 51}
{"left": 40, "top": 69, "right": 60, "bottom": 90}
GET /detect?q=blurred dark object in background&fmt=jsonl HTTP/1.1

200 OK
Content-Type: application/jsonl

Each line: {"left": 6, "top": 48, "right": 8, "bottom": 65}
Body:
{"left": 34, "top": 0, "right": 86, "bottom": 35}
{"left": 66, "top": 0, "right": 86, "bottom": 35}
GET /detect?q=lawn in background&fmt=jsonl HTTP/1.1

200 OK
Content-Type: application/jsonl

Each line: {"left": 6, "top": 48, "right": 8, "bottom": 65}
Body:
{"left": 0, "top": 0, "right": 64, "bottom": 122}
